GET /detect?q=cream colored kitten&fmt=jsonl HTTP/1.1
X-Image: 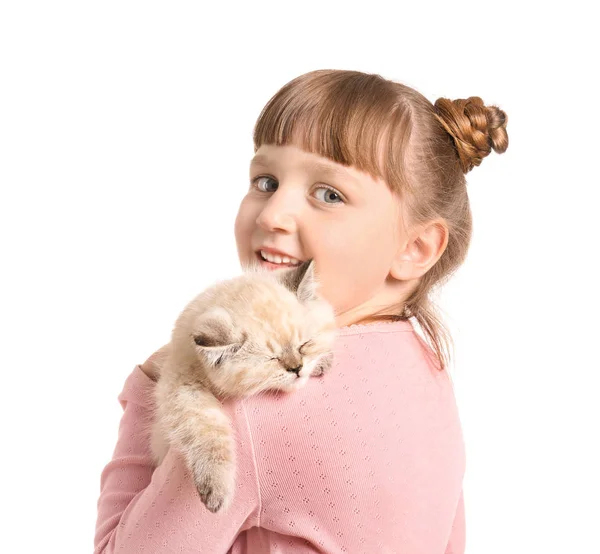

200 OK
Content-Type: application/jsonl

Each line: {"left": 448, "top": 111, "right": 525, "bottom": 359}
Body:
{"left": 150, "top": 260, "right": 336, "bottom": 513}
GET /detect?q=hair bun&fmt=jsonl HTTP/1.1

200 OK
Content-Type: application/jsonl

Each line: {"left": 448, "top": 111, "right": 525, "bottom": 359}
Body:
{"left": 433, "top": 96, "right": 508, "bottom": 173}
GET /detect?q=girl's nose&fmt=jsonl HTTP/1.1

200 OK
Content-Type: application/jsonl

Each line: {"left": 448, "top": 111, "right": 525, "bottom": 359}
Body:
{"left": 255, "top": 191, "right": 299, "bottom": 233}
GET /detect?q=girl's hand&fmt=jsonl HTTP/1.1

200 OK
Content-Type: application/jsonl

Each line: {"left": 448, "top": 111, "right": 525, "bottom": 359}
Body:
{"left": 139, "top": 343, "right": 171, "bottom": 381}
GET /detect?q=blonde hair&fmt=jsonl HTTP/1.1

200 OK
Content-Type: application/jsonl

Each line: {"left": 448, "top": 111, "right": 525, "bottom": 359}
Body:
{"left": 252, "top": 69, "right": 509, "bottom": 372}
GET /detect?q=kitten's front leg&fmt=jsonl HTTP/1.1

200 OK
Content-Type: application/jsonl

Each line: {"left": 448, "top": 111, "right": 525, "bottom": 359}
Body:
{"left": 158, "top": 381, "right": 236, "bottom": 513}
{"left": 191, "top": 443, "right": 236, "bottom": 513}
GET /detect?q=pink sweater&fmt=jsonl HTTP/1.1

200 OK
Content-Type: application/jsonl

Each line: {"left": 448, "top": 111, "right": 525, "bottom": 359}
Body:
{"left": 94, "top": 320, "right": 466, "bottom": 553}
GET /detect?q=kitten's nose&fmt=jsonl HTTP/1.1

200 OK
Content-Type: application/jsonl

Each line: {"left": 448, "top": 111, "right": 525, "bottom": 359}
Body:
{"left": 286, "top": 365, "right": 302, "bottom": 375}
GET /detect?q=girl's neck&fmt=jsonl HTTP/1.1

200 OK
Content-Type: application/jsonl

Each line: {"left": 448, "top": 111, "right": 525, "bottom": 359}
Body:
{"left": 335, "top": 308, "right": 407, "bottom": 329}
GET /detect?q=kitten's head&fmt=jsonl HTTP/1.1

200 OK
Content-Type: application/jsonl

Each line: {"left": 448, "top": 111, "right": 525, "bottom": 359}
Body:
{"left": 174, "top": 260, "right": 336, "bottom": 397}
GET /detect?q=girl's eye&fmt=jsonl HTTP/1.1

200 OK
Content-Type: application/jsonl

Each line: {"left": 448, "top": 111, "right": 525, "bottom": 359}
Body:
{"left": 254, "top": 176, "right": 278, "bottom": 193}
{"left": 314, "top": 186, "right": 343, "bottom": 204}
{"left": 252, "top": 176, "right": 345, "bottom": 205}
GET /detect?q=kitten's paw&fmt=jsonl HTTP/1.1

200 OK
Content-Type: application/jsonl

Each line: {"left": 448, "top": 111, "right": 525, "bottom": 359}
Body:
{"left": 311, "top": 351, "right": 334, "bottom": 377}
{"left": 193, "top": 461, "right": 235, "bottom": 513}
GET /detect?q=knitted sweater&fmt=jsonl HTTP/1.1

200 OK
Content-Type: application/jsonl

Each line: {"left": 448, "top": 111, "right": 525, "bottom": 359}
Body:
{"left": 94, "top": 319, "right": 466, "bottom": 553}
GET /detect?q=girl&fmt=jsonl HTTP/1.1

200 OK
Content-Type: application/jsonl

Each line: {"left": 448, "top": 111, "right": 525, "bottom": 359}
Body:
{"left": 94, "top": 69, "right": 508, "bottom": 553}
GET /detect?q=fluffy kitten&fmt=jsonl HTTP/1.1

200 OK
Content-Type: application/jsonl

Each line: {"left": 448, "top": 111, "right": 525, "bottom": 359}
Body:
{"left": 149, "top": 259, "right": 336, "bottom": 513}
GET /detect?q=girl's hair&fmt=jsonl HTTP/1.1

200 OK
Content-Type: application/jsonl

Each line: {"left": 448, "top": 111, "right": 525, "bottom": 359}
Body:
{"left": 252, "top": 69, "right": 508, "bottom": 372}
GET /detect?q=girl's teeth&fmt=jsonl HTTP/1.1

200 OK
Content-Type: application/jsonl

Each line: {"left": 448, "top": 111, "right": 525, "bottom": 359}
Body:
{"left": 260, "top": 250, "right": 301, "bottom": 265}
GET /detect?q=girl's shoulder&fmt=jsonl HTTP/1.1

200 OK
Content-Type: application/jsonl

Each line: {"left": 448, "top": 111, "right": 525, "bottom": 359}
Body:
{"left": 336, "top": 318, "right": 444, "bottom": 375}
{"left": 334, "top": 319, "right": 423, "bottom": 364}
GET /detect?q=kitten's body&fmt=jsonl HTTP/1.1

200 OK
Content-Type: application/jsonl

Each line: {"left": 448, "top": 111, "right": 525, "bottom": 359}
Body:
{"left": 150, "top": 261, "right": 336, "bottom": 513}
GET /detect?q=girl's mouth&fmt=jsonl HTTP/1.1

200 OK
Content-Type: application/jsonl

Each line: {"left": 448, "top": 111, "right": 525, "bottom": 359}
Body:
{"left": 256, "top": 250, "right": 302, "bottom": 270}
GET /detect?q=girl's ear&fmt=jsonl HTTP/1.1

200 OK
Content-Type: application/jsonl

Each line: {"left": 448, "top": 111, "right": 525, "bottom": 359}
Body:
{"left": 192, "top": 308, "right": 243, "bottom": 366}
{"left": 390, "top": 220, "right": 449, "bottom": 281}
{"left": 278, "top": 259, "right": 319, "bottom": 303}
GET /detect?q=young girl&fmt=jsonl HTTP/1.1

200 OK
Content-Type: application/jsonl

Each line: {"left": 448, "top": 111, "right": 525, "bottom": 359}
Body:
{"left": 94, "top": 69, "right": 508, "bottom": 553}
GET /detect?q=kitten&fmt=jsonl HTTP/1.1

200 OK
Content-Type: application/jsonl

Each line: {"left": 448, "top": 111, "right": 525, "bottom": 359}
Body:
{"left": 149, "top": 259, "right": 336, "bottom": 513}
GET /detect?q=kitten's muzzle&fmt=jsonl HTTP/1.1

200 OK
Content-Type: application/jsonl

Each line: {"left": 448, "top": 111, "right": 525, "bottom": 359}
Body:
{"left": 286, "top": 365, "right": 303, "bottom": 376}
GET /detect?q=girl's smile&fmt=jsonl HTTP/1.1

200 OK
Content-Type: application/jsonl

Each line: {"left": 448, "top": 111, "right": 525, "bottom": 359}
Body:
{"left": 256, "top": 246, "right": 304, "bottom": 269}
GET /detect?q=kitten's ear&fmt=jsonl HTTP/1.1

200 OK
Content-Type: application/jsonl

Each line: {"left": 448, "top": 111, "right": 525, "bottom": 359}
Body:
{"left": 192, "top": 307, "right": 242, "bottom": 367}
{"left": 278, "top": 259, "right": 320, "bottom": 303}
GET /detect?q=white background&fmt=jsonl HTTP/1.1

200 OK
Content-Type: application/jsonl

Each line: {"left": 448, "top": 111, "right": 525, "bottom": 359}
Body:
{"left": 1, "top": 1, "right": 598, "bottom": 553}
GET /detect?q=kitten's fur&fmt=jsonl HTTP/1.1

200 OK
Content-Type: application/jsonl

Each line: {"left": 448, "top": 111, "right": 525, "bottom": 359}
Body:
{"left": 149, "top": 260, "right": 336, "bottom": 513}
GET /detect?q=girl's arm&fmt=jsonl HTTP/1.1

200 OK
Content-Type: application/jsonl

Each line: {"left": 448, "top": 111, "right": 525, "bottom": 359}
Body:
{"left": 445, "top": 489, "right": 466, "bottom": 554}
{"left": 93, "top": 347, "right": 260, "bottom": 554}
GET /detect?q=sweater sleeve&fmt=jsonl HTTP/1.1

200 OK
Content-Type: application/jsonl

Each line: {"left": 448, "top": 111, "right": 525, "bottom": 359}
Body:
{"left": 94, "top": 355, "right": 260, "bottom": 554}
{"left": 93, "top": 363, "right": 157, "bottom": 553}
{"left": 444, "top": 488, "right": 466, "bottom": 554}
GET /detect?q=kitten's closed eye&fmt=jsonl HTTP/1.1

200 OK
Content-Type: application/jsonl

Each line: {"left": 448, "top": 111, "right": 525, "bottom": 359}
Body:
{"left": 270, "top": 340, "right": 312, "bottom": 361}
{"left": 298, "top": 340, "right": 313, "bottom": 354}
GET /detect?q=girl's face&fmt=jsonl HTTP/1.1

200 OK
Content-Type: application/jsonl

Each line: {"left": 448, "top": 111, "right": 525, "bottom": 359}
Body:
{"left": 234, "top": 143, "right": 410, "bottom": 327}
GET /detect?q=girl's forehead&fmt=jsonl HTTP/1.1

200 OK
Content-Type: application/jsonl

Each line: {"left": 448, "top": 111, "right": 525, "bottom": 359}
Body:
{"left": 252, "top": 143, "right": 334, "bottom": 165}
